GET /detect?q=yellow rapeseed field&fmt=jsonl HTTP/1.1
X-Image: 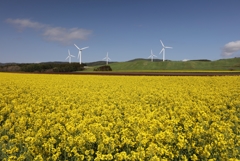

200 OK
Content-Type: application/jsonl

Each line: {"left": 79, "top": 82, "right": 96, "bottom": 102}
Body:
{"left": 0, "top": 73, "right": 239, "bottom": 161}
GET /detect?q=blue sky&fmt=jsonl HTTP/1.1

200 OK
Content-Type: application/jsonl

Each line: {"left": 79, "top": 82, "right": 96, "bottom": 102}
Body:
{"left": 1, "top": 0, "right": 240, "bottom": 63}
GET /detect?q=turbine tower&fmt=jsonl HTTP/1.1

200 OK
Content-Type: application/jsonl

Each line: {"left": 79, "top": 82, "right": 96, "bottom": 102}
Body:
{"left": 74, "top": 44, "right": 89, "bottom": 64}
{"left": 103, "top": 52, "right": 111, "bottom": 65}
{"left": 66, "top": 50, "right": 75, "bottom": 63}
{"left": 148, "top": 49, "right": 157, "bottom": 62}
{"left": 159, "top": 40, "right": 172, "bottom": 61}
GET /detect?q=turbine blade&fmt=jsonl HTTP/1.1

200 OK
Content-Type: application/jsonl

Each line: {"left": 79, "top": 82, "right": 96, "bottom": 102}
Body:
{"left": 74, "top": 44, "right": 80, "bottom": 50}
{"left": 165, "top": 46, "right": 172, "bottom": 49}
{"left": 81, "top": 46, "right": 89, "bottom": 50}
{"left": 160, "top": 40, "right": 164, "bottom": 47}
{"left": 159, "top": 48, "right": 164, "bottom": 54}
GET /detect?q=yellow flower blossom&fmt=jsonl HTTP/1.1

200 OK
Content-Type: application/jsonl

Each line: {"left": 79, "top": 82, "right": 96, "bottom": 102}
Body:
{"left": 0, "top": 73, "right": 239, "bottom": 160}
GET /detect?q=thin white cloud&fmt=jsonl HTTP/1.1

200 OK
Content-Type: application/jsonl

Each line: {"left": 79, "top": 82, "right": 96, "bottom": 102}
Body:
{"left": 43, "top": 27, "right": 92, "bottom": 43}
{"left": 6, "top": 18, "right": 46, "bottom": 29}
{"left": 222, "top": 40, "right": 240, "bottom": 57}
{"left": 6, "top": 18, "right": 92, "bottom": 44}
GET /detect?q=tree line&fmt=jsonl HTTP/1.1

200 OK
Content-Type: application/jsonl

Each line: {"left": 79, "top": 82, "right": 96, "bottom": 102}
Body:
{"left": 0, "top": 63, "right": 85, "bottom": 72}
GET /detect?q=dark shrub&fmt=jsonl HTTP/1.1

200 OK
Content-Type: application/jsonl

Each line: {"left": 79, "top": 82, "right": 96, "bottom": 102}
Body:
{"left": 94, "top": 65, "right": 112, "bottom": 71}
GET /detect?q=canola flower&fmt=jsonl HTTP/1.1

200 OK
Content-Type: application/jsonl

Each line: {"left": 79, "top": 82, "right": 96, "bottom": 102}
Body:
{"left": 0, "top": 73, "right": 240, "bottom": 160}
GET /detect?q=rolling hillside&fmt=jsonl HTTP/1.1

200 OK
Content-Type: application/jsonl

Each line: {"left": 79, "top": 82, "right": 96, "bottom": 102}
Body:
{"left": 85, "top": 58, "right": 240, "bottom": 71}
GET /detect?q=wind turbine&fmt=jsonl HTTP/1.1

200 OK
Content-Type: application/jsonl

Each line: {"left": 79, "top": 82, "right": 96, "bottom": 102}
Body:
{"left": 148, "top": 50, "right": 157, "bottom": 62}
{"left": 74, "top": 44, "right": 89, "bottom": 64}
{"left": 66, "top": 50, "right": 75, "bottom": 63}
{"left": 103, "top": 52, "right": 111, "bottom": 65}
{"left": 159, "top": 40, "right": 172, "bottom": 61}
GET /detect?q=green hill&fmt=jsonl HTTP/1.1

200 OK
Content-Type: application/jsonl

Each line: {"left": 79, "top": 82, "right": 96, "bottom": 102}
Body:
{"left": 85, "top": 58, "right": 240, "bottom": 71}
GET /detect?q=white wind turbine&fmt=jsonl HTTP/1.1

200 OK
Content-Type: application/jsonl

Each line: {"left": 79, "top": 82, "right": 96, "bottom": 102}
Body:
{"left": 159, "top": 40, "right": 172, "bottom": 61}
{"left": 103, "top": 52, "right": 111, "bottom": 65}
{"left": 74, "top": 44, "right": 89, "bottom": 64}
{"left": 66, "top": 50, "right": 75, "bottom": 63}
{"left": 148, "top": 49, "right": 157, "bottom": 62}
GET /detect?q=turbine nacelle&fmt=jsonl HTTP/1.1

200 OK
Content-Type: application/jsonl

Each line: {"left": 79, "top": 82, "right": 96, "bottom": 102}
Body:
{"left": 74, "top": 44, "right": 89, "bottom": 64}
{"left": 103, "top": 52, "right": 111, "bottom": 65}
{"left": 159, "top": 40, "right": 172, "bottom": 62}
{"left": 66, "top": 50, "right": 75, "bottom": 63}
{"left": 74, "top": 44, "right": 89, "bottom": 51}
{"left": 148, "top": 50, "right": 157, "bottom": 62}
{"left": 160, "top": 40, "right": 172, "bottom": 49}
